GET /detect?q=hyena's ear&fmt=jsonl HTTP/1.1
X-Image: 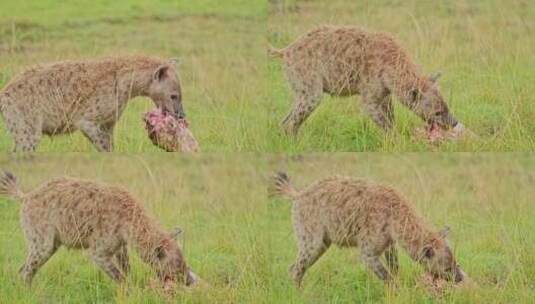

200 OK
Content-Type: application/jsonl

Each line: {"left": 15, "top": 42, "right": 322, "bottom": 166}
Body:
{"left": 439, "top": 226, "right": 450, "bottom": 239}
{"left": 168, "top": 58, "right": 181, "bottom": 66}
{"left": 153, "top": 64, "right": 171, "bottom": 81}
{"left": 169, "top": 227, "right": 183, "bottom": 240}
{"left": 429, "top": 71, "right": 442, "bottom": 83}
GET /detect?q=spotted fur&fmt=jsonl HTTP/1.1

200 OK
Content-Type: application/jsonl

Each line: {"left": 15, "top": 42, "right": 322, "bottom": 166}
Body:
{"left": 0, "top": 55, "right": 184, "bottom": 151}
{"left": 270, "top": 172, "right": 465, "bottom": 286}
{"left": 270, "top": 26, "right": 458, "bottom": 135}
{"left": 0, "top": 171, "right": 197, "bottom": 286}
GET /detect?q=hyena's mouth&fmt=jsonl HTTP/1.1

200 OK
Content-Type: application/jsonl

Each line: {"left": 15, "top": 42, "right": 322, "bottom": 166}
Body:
{"left": 163, "top": 276, "right": 177, "bottom": 290}
{"left": 160, "top": 107, "right": 173, "bottom": 116}
{"left": 186, "top": 270, "right": 198, "bottom": 286}
{"left": 427, "top": 122, "right": 443, "bottom": 141}
{"left": 160, "top": 106, "right": 184, "bottom": 119}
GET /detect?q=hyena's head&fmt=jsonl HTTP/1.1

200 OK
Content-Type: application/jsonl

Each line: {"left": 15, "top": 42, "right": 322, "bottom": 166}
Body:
{"left": 411, "top": 73, "right": 458, "bottom": 130}
{"left": 419, "top": 227, "right": 466, "bottom": 283}
{"left": 148, "top": 59, "right": 185, "bottom": 119}
{"left": 153, "top": 228, "right": 197, "bottom": 287}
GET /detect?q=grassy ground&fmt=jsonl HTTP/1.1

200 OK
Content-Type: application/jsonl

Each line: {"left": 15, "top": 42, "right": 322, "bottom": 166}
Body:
{"left": 268, "top": 0, "right": 535, "bottom": 152}
{"left": 0, "top": 154, "right": 533, "bottom": 303}
{"left": 0, "top": 0, "right": 267, "bottom": 152}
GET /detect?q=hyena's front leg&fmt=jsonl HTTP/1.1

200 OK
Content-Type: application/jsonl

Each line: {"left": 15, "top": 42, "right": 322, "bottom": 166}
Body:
{"left": 361, "top": 89, "right": 394, "bottom": 131}
{"left": 90, "top": 250, "right": 124, "bottom": 282}
{"left": 76, "top": 119, "right": 114, "bottom": 152}
{"left": 384, "top": 244, "right": 399, "bottom": 276}
{"left": 360, "top": 250, "right": 391, "bottom": 282}
{"left": 115, "top": 245, "right": 130, "bottom": 275}
{"left": 380, "top": 94, "right": 394, "bottom": 129}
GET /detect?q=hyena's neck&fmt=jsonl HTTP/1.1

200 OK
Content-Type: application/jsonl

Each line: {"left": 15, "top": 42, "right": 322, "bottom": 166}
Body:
{"left": 114, "top": 67, "right": 154, "bottom": 101}
{"left": 387, "top": 67, "right": 431, "bottom": 111}
{"left": 111, "top": 57, "right": 163, "bottom": 102}
{"left": 126, "top": 213, "right": 167, "bottom": 264}
{"left": 392, "top": 212, "right": 435, "bottom": 262}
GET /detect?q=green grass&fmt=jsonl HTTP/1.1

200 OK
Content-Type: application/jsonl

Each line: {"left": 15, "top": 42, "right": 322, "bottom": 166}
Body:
{"left": 268, "top": 0, "right": 535, "bottom": 151}
{"left": 0, "top": 0, "right": 267, "bottom": 152}
{"left": 0, "top": 154, "right": 534, "bottom": 303}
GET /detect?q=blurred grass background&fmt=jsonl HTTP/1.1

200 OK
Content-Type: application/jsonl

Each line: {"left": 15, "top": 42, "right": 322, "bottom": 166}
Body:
{"left": 268, "top": 0, "right": 535, "bottom": 151}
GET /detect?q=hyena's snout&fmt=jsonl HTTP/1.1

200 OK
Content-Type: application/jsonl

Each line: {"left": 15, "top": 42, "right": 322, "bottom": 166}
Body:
{"left": 161, "top": 97, "right": 185, "bottom": 119}
{"left": 454, "top": 266, "right": 467, "bottom": 283}
{"left": 186, "top": 269, "right": 198, "bottom": 286}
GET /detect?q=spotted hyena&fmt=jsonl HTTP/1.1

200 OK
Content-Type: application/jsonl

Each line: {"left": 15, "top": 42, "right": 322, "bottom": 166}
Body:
{"left": 0, "top": 55, "right": 185, "bottom": 152}
{"left": 269, "top": 26, "right": 459, "bottom": 135}
{"left": 0, "top": 171, "right": 198, "bottom": 287}
{"left": 269, "top": 172, "right": 466, "bottom": 287}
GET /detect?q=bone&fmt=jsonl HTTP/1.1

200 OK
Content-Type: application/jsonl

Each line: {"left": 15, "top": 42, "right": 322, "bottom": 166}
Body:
{"left": 144, "top": 109, "right": 199, "bottom": 152}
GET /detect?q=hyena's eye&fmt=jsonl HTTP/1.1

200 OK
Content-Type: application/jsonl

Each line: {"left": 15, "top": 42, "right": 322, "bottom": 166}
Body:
{"left": 170, "top": 94, "right": 179, "bottom": 101}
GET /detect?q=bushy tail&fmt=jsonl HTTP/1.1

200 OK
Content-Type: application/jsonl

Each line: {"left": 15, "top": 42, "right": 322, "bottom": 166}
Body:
{"left": 267, "top": 45, "right": 285, "bottom": 59}
{"left": 0, "top": 171, "right": 24, "bottom": 200}
{"left": 269, "top": 171, "right": 298, "bottom": 199}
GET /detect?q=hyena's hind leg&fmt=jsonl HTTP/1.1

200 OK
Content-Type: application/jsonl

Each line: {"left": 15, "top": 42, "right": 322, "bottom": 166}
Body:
{"left": 289, "top": 229, "right": 330, "bottom": 287}
{"left": 19, "top": 229, "right": 58, "bottom": 286}
{"left": 76, "top": 119, "right": 114, "bottom": 152}
{"left": 360, "top": 88, "right": 394, "bottom": 131}
{"left": 2, "top": 106, "right": 42, "bottom": 152}
{"left": 11, "top": 126, "right": 41, "bottom": 152}
{"left": 281, "top": 68, "right": 323, "bottom": 136}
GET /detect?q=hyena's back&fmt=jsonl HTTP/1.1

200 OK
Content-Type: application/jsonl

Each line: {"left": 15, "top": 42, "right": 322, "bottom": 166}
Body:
{"left": 293, "top": 176, "right": 407, "bottom": 246}
{"left": 279, "top": 26, "right": 412, "bottom": 96}
{"left": 2, "top": 60, "right": 118, "bottom": 134}
{"left": 22, "top": 178, "right": 138, "bottom": 248}
{"left": 1, "top": 56, "right": 162, "bottom": 135}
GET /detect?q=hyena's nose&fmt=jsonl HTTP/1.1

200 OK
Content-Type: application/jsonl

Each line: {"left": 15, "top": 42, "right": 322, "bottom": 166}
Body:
{"left": 176, "top": 110, "right": 186, "bottom": 119}
{"left": 454, "top": 268, "right": 466, "bottom": 283}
